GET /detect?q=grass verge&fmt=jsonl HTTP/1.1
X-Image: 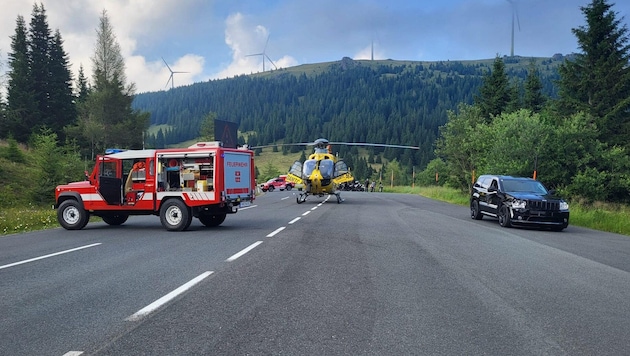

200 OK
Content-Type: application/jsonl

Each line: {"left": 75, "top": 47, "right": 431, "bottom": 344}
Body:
{"left": 1, "top": 206, "right": 58, "bottom": 235}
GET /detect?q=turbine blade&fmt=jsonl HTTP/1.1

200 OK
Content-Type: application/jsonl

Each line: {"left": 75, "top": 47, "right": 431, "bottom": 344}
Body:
{"left": 265, "top": 54, "right": 277, "bottom": 69}
{"left": 162, "top": 57, "right": 173, "bottom": 73}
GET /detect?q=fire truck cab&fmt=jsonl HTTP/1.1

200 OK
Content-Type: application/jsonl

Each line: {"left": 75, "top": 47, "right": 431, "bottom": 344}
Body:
{"left": 55, "top": 142, "right": 255, "bottom": 231}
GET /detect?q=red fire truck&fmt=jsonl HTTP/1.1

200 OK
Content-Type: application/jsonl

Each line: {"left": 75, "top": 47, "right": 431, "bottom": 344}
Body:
{"left": 55, "top": 142, "right": 256, "bottom": 231}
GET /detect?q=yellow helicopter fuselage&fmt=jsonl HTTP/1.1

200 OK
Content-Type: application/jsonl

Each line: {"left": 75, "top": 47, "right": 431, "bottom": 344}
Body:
{"left": 286, "top": 145, "right": 353, "bottom": 203}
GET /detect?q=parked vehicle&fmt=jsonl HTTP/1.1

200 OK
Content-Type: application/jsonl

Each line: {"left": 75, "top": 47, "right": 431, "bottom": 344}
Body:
{"left": 470, "top": 175, "right": 569, "bottom": 231}
{"left": 55, "top": 142, "right": 256, "bottom": 231}
{"left": 260, "top": 175, "right": 295, "bottom": 192}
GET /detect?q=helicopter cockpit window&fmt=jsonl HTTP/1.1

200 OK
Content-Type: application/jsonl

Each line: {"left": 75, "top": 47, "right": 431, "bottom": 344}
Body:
{"left": 319, "top": 159, "right": 334, "bottom": 179}
{"left": 303, "top": 159, "right": 317, "bottom": 176}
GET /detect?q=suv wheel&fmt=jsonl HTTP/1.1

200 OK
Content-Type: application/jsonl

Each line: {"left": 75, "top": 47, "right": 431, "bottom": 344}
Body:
{"left": 498, "top": 205, "right": 512, "bottom": 228}
{"left": 268, "top": 186, "right": 274, "bottom": 192}
{"left": 470, "top": 200, "right": 483, "bottom": 220}
{"left": 286, "top": 185, "right": 292, "bottom": 191}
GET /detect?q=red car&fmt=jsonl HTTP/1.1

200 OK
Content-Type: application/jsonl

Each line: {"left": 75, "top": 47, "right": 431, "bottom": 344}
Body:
{"left": 260, "top": 175, "right": 294, "bottom": 192}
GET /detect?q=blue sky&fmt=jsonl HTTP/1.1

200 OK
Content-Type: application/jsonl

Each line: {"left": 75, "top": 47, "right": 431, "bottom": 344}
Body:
{"left": 1, "top": 0, "right": 629, "bottom": 93}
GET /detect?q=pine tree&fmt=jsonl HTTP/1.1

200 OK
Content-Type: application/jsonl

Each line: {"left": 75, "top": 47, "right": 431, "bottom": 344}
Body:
{"left": 72, "top": 9, "right": 149, "bottom": 153}
{"left": 28, "top": 3, "right": 52, "bottom": 132}
{"left": 474, "top": 56, "right": 512, "bottom": 121}
{"left": 48, "top": 29, "right": 76, "bottom": 140}
{"left": 3, "top": 15, "right": 37, "bottom": 142}
{"left": 523, "top": 59, "right": 547, "bottom": 113}
{"left": 557, "top": 0, "right": 630, "bottom": 147}
{"left": 75, "top": 65, "right": 90, "bottom": 102}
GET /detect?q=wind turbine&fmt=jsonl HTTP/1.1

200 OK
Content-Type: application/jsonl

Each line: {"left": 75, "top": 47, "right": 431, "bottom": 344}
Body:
{"left": 507, "top": 0, "right": 521, "bottom": 57}
{"left": 246, "top": 35, "right": 277, "bottom": 72}
{"left": 162, "top": 57, "right": 188, "bottom": 89}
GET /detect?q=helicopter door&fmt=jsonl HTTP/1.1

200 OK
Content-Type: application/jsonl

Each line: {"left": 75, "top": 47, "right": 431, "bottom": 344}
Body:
{"left": 334, "top": 160, "right": 349, "bottom": 178}
{"left": 289, "top": 161, "right": 303, "bottom": 178}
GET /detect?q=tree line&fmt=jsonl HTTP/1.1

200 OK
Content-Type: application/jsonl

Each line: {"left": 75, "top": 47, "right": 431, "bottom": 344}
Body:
{"left": 0, "top": 3, "right": 149, "bottom": 207}
{"left": 0, "top": 3, "right": 149, "bottom": 158}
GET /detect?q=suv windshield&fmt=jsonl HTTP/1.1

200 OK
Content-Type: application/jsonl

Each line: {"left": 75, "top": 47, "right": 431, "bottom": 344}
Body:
{"left": 501, "top": 179, "right": 548, "bottom": 194}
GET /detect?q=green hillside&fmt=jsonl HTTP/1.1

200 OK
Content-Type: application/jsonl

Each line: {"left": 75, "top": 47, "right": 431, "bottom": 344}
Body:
{"left": 133, "top": 55, "right": 564, "bottom": 174}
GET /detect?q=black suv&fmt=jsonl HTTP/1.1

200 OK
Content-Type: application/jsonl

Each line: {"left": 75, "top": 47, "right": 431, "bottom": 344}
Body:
{"left": 470, "top": 175, "right": 569, "bottom": 231}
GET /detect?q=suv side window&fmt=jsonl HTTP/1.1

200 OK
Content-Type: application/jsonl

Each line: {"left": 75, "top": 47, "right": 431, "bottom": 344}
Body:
{"left": 490, "top": 179, "right": 498, "bottom": 190}
{"left": 478, "top": 176, "right": 491, "bottom": 189}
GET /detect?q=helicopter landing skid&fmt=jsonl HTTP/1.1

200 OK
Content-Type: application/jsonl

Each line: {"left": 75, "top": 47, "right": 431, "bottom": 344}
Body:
{"left": 297, "top": 193, "right": 308, "bottom": 204}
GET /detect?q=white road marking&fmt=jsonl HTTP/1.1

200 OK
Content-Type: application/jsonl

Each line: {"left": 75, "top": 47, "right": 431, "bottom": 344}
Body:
{"left": 266, "top": 226, "right": 286, "bottom": 238}
{"left": 288, "top": 217, "right": 301, "bottom": 224}
{"left": 0, "top": 243, "right": 102, "bottom": 271}
{"left": 302, "top": 211, "right": 311, "bottom": 216}
{"left": 63, "top": 352, "right": 83, "bottom": 356}
{"left": 226, "top": 241, "right": 264, "bottom": 261}
{"left": 239, "top": 204, "right": 257, "bottom": 210}
{"left": 281, "top": 196, "right": 289, "bottom": 200}
{"left": 126, "top": 271, "right": 214, "bottom": 322}
{"left": 310, "top": 206, "right": 318, "bottom": 211}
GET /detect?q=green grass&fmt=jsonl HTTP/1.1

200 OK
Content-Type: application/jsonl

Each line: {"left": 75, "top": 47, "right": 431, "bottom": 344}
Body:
{"left": 1, "top": 206, "right": 58, "bottom": 235}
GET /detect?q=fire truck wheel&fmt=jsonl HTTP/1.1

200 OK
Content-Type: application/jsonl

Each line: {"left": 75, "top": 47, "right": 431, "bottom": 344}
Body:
{"left": 160, "top": 199, "right": 192, "bottom": 231}
{"left": 198, "top": 213, "right": 227, "bottom": 227}
{"left": 101, "top": 213, "right": 129, "bottom": 226}
{"left": 58, "top": 200, "right": 89, "bottom": 230}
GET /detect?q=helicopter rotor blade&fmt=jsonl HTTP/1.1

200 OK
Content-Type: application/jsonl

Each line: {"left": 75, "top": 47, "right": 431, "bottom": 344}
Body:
{"left": 249, "top": 140, "right": 419, "bottom": 150}
{"left": 327, "top": 142, "right": 420, "bottom": 150}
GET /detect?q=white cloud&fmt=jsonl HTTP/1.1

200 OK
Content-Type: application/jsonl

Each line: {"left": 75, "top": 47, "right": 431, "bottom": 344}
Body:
{"left": 212, "top": 12, "right": 297, "bottom": 80}
{"left": 1, "top": 2, "right": 301, "bottom": 95}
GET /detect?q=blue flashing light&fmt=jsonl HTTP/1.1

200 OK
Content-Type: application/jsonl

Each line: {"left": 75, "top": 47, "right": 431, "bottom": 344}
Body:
{"left": 105, "top": 148, "right": 125, "bottom": 154}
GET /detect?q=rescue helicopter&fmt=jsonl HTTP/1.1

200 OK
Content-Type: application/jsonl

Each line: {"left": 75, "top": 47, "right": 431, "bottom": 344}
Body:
{"left": 251, "top": 138, "right": 419, "bottom": 204}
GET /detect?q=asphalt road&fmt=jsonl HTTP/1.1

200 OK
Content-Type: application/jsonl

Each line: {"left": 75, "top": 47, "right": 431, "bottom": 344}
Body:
{"left": 1, "top": 191, "right": 630, "bottom": 355}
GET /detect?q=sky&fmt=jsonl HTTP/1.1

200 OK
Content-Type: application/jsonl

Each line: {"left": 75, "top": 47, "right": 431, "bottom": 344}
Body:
{"left": 1, "top": 0, "right": 629, "bottom": 94}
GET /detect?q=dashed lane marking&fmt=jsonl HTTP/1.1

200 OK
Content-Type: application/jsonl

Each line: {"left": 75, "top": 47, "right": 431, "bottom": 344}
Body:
{"left": 0, "top": 243, "right": 102, "bottom": 271}
{"left": 226, "top": 241, "right": 264, "bottom": 261}
{"left": 266, "top": 227, "right": 286, "bottom": 238}
{"left": 126, "top": 271, "right": 214, "bottom": 322}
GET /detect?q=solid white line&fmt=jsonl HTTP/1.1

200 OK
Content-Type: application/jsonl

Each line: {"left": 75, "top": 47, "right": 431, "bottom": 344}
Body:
{"left": 226, "top": 241, "right": 264, "bottom": 261}
{"left": 126, "top": 271, "right": 214, "bottom": 322}
{"left": 63, "top": 352, "right": 83, "bottom": 356}
{"left": 0, "top": 243, "right": 102, "bottom": 271}
{"left": 239, "top": 204, "right": 257, "bottom": 210}
{"left": 266, "top": 226, "right": 286, "bottom": 238}
{"left": 302, "top": 211, "right": 311, "bottom": 216}
{"left": 288, "top": 217, "right": 301, "bottom": 224}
